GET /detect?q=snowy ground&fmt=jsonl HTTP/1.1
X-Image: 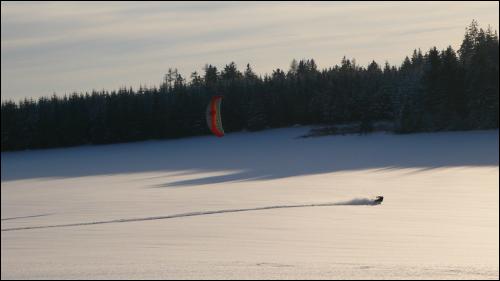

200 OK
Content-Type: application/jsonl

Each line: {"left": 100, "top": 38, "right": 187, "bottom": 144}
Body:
{"left": 1, "top": 127, "right": 499, "bottom": 279}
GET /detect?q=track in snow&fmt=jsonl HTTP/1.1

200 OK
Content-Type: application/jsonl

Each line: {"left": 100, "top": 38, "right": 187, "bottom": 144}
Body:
{"left": 1, "top": 198, "right": 380, "bottom": 232}
{"left": 1, "top": 213, "right": 53, "bottom": 221}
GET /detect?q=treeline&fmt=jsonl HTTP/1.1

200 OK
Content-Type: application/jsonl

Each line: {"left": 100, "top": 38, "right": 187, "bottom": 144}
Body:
{"left": 1, "top": 21, "right": 498, "bottom": 151}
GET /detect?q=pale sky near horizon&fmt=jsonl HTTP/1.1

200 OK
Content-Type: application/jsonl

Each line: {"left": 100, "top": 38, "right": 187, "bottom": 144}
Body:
{"left": 1, "top": 1, "right": 499, "bottom": 101}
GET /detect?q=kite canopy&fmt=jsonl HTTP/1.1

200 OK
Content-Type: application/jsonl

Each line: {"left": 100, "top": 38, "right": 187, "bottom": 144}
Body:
{"left": 206, "top": 95, "right": 224, "bottom": 137}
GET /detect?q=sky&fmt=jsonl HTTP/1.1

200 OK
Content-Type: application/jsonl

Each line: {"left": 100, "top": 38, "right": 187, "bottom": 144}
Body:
{"left": 1, "top": 1, "right": 499, "bottom": 101}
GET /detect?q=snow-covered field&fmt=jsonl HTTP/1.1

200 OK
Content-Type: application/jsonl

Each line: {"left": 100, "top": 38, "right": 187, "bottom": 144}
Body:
{"left": 1, "top": 127, "right": 498, "bottom": 279}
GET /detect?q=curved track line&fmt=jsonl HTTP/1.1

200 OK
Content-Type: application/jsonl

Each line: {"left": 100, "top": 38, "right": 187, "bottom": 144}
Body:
{"left": 2, "top": 199, "right": 379, "bottom": 232}
{"left": 1, "top": 213, "right": 53, "bottom": 221}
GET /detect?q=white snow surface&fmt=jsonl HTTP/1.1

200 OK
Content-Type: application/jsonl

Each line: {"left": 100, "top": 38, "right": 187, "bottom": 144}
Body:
{"left": 1, "top": 127, "right": 499, "bottom": 279}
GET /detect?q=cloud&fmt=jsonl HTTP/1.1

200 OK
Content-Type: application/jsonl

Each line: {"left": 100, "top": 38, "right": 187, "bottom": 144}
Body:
{"left": 1, "top": 1, "right": 499, "bottom": 100}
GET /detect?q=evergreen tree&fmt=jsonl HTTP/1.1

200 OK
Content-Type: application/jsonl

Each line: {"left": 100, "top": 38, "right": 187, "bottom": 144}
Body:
{"left": 1, "top": 21, "right": 497, "bottom": 151}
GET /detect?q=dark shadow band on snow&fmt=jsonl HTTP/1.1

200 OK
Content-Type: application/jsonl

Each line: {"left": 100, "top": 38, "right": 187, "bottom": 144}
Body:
{"left": 1, "top": 198, "right": 379, "bottom": 232}
{"left": 2, "top": 128, "right": 498, "bottom": 184}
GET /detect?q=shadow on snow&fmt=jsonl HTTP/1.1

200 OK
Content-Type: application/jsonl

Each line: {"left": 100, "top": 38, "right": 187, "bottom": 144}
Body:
{"left": 1, "top": 127, "right": 498, "bottom": 186}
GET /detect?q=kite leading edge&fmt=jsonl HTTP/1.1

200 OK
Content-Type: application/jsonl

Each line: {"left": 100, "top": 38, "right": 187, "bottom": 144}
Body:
{"left": 206, "top": 95, "right": 224, "bottom": 137}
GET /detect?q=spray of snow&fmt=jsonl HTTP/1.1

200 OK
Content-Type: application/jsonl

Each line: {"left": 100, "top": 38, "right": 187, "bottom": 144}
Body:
{"left": 334, "top": 198, "right": 381, "bottom": 205}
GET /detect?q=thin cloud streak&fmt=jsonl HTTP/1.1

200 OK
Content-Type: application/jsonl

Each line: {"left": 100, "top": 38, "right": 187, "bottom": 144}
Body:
{"left": 1, "top": 1, "right": 499, "bottom": 100}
